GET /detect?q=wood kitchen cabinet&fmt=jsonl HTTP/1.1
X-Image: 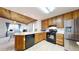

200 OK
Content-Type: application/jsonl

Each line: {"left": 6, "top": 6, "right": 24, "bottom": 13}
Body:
{"left": 73, "top": 10, "right": 78, "bottom": 19}
{"left": 48, "top": 18, "right": 53, "bottom": 26}
{"left": 77, "top": 10, "right": 79, "bottom": 17}
{"left": 42, "top": 18, "right": 57, "bottom": 30}
{"left": 35, "top": 32, "right": 46, "bottom": 44}
{"left": 0, "top": 8, "right": 11, "bottom": 19}
{"left": 41, "top": 32, "right": 46, "bottom": 40}
{"left": 73, "top": 10, "right": 79, "bottom": 19}
{"left": 35, "top": 33, "right": 41, "bottom": 44}
{"left": 15, "top": 35, "right": 25, "bottom": 51}
{"left": 48, "top": 18, "right": 57, "bottom": 26}
{"left": 64, "top": 12, "right": 73, "bottom": 20}
{"left": 52, "top": 17, "right": 57, "bottom": 25}
{"left": 56, "top": 15, "right": 64, "bottom": 28}
{"left": 56, "top": 34, "right": 64, "bottom": 46}
{"left": 42, "top": 19, "right": 49, "bottom": 30}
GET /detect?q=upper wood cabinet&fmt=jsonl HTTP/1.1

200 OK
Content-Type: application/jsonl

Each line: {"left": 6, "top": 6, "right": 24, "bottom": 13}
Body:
{"left": 42, "top": 19, "right": 49, "bottom": 29}
{"left": 0, "top": 8, "right": 11, "bottom": 19}
{"left": 48, "top": 18, "right": 57, "bottom": 26}
{"left": 0, "top": 7, "right": 36, "bottom": 24}
{"left": 77, "top": 10, "right": 79, "bottom": 17}
{"left": 42, "top": 18, "right": 57, "bottom": 30}
{"left": 48, "top": 18, "right": 53, "bottom": 26}
{"left": 10, "top": 11, "right": 36, "bottom": 24}
{"left": 73, "top": 10, "right": 79, "bottom": 19}
{"left": 73, "top": 10, "right": 78, "bottom": 19}
{"left": 56, "top": 15, "right": 64, "bottom": 28}
{"left": 52, "top": 17, "right": 57, "bottom": 25}
{"left": 41, "top": 10, "right": 79, "bottom": 29}
{"left": 64, "top": 12, "right": 73, "bottom": 20}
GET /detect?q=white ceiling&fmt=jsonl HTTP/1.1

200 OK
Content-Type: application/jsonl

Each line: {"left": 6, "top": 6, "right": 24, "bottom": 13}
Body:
{"left": 5, "top": 7, "right": 79, "bottom": 20}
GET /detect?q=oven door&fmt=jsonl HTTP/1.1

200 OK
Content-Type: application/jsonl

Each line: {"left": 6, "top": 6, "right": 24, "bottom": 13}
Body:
{"left": 46, "top": 32, "right": 56, "bottom": 44}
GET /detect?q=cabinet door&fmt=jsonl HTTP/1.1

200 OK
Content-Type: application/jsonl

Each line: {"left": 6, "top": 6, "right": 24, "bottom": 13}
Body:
{"left": 56, "top": 34, "right": 64, "bottom": 46}
{"left": 15, "top": 35, "right": 25, "bottom": 51}
{"left": 42, "top": 20, "right": 49, "bottom": 29}
{"left": 41, "top": 32, "right": 46, "bottom": 40}
{"left": 35, "top": 33, "right": 41, "bottom": 43}
{"left": 35, "top": 33, "right": 45, "bottom": 44}
{"left": 56, "top": 16, "right": 64, "bottom": 28}
{"left": 53, "top": 18, "right": 57, "bottom": 25}
{"left": 64, "top": 12, "right": 73, "bottom": 20}
{"left": 48, "top": 18, "right": 57, "bottom": 26}
{"left": 48, "top": 19, "right": 53, "bottom": 26}
{"left": 73, "top": 10, "right": 78, "bottom": 19}
{"left": 78, "top": 10, "right": 79, "bottom": 18}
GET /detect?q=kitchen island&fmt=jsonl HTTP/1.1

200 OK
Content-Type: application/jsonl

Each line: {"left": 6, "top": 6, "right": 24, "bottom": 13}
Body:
{"left": 14, "top": 32, "right": 46, "bottom": 51}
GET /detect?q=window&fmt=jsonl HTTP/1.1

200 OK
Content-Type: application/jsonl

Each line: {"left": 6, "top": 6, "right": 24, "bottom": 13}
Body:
{"left": 8, "top": 24, "right": 20, "bottom": 32}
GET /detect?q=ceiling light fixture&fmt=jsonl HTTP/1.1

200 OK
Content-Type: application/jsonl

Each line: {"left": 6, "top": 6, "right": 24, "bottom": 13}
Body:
{"left": 39, "top": 7, "right": 55, "bottom": 14}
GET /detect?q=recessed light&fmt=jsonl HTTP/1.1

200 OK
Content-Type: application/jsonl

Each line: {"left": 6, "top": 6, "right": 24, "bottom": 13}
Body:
{"left": 39, "top": 7, "right": 55, "bottom": 14}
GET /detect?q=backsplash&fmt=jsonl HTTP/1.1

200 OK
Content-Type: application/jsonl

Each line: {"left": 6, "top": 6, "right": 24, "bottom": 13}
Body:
{"left": 57, "top": 28, "right": 64, "bottom": 34}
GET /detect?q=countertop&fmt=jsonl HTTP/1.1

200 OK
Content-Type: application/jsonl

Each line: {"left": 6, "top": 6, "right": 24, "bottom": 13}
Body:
{"left": 15, "top": 28, "right": 64, "bottom": 35}
{"left": 14, "top": 31, "right": 43, "bottom": 35}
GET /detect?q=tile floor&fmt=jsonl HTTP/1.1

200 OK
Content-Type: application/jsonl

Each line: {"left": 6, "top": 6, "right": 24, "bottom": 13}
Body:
{"left": 26, "top": 40, "right": 64, "bottom": 51}
{"left": 0, "top": 37, "right": 14, "bottom": 51}
{"left": 0, "top": 39, "right": 64, "bottom": 51}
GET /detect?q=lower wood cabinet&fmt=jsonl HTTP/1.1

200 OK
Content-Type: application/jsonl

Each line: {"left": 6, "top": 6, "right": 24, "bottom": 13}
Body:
{"left": 15, "top": 32, "right": 46, "bottom": 51}
{"left": 35, "top": 33, "right": 41, "bottom": 44}
{"left": 41, "top": 32, "right": 46, "bottom": 40}
{"left": 15, "top": 35, "right": 25, "bottom": 51}
{"left": 35, "top": 32, "right": 46, "bottom": 44}
{"left": 56, "top": 34, "right": 64, "bottom": 46}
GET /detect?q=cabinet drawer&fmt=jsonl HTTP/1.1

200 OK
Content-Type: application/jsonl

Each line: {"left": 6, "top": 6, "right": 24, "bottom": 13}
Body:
{"left": 56, "top": 34, "right": 63, "bottom": 38}
{"left": 56, "top": 34, "right": 64, "bottom": 39}
{"left": 56, "top": 40, "right": 64, "bottom": 45}
{"left": 56, "top": 39, "right": 64, "bottom": 42}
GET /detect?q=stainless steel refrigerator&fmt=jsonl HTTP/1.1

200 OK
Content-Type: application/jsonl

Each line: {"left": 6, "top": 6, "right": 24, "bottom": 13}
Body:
{"left": 64, "top": 18, "right": 79, "bottom": 41}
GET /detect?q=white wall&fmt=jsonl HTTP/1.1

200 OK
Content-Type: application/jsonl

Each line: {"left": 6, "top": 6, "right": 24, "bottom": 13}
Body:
{"left": 33, "top": 20, "right": 41, "bottom": 32}
{"left": 25, "top": 20, "right": 41, "bottom": 32}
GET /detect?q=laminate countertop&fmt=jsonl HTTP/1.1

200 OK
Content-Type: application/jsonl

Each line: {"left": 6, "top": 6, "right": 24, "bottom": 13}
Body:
{"left": 14, "top": 31, "right": 44, "bottom": 35}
